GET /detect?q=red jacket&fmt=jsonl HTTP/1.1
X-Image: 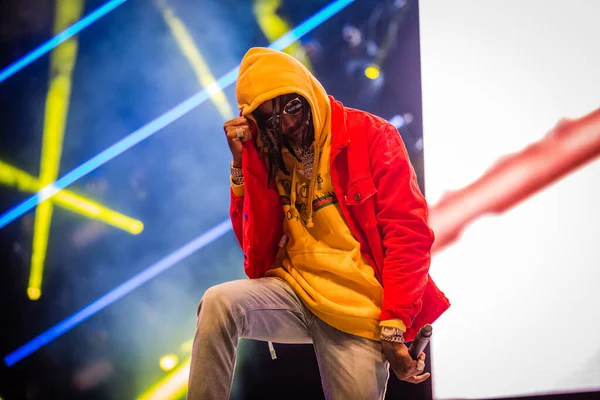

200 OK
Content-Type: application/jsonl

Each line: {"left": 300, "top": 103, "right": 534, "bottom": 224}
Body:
{"left": 230, "top": 97, "right": 450, "bottom": 341}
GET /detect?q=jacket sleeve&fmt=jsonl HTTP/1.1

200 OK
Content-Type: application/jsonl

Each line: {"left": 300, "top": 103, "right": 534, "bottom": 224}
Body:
{"left": 229, "top": 183, "right": 245, "bottom": 248}
{"left": 369, "top": 123, "right": 435, "bottom": 329}
{"left": 228, "top": 110, "right": 248, "bottom": 249}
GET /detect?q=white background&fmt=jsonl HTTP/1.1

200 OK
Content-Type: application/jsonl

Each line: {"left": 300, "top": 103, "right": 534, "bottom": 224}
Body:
{"left": 419, "top": 1, "right": 600, "bottom": 398}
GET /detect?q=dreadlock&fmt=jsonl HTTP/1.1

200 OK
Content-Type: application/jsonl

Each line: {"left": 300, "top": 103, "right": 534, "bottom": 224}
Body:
{"left": 256, "top": 95, "right": 314, "bottom": 187}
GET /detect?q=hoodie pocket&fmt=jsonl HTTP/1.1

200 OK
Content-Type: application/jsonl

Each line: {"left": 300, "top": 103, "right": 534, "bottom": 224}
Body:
{"left": 287, "top": 248, "right": 381, "bottom": 291}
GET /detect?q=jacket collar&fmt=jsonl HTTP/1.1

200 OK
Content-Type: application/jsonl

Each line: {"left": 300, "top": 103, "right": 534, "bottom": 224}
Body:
{"left": 329, "top": 96, "right": 350, "bottom": 157}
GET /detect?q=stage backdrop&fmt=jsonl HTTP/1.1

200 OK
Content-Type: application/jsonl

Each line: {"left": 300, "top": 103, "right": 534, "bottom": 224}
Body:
{"left": 419, "top": 1, "right": 600, "bottom": 398}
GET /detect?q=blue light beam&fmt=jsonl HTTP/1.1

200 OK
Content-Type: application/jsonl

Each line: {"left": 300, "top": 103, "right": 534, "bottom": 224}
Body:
{"left": 0, "top": 0, "right": 355, "bottom": 230}
{"left": 4, "top": 219, "right": 232, "bottom": 367}
{"left": 0, "top": 0, "right": 128, "bottom": 84}
{"left": 3, "top": 0, "right": 355, "bottom": 366}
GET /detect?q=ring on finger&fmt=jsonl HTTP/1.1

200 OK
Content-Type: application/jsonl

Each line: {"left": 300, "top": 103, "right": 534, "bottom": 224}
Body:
{"left": 416, "top": 360, "right": 425, "bottom": 371}
{"left": 235, "top": 128, "right": 244, "bottom": 138}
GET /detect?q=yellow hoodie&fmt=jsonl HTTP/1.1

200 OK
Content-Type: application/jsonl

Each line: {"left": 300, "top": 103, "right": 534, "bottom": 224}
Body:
{"left": 235, "top": 48, "right": 405, "bottom": 340}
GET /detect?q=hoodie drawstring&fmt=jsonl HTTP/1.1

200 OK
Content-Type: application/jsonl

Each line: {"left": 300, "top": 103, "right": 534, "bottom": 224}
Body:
{"left": 304, "top": 145, "right": 321, "bottom": 228}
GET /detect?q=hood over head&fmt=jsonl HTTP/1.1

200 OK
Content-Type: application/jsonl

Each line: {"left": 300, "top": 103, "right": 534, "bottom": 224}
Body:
{"left": 236, "top": 47, "right": 331, "bottom": 151}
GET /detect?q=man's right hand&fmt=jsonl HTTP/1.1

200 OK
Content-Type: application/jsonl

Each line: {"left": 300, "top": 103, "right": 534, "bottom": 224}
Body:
{"left": 381, "top": 341, "right": 429, "bottom": 384}
{"left": 224, "top": 117, "right": 253, "bottom": 167}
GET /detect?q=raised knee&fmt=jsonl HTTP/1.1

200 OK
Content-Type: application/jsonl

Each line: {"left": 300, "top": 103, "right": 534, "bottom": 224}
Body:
{"left": 198, "top": 282, "right": 241, "bottom": 317}
{"left": 195, "top": 283, "right": 244, "bottom": 339}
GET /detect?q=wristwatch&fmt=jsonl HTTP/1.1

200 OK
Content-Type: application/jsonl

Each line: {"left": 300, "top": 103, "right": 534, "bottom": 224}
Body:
{"left": 380, "top": 326, "right": 405, "bottom": 343}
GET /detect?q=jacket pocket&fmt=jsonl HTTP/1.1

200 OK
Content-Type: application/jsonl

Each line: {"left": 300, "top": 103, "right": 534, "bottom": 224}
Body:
{"left": 345, "top": 175, "right": 377, "bottom": 206}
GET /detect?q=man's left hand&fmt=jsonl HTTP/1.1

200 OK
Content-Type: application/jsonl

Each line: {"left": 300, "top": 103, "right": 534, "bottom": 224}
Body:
{"left": 381, "top": 341, "right": 430, "bottom": 384}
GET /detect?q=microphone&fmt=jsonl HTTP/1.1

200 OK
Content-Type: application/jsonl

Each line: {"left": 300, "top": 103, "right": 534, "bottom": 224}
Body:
{"left": 408, "top": 324, "right": 433, "bottom": 360}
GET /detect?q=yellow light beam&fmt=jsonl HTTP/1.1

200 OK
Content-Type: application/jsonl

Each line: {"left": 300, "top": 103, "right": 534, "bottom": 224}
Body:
{"left": 57, "top": 191, "right": 143, "bottom": 234}
{"left": 0, "top": 160, "right": 40, "bottom": 193}
{"left": 0, "top": 161, "right": 143, "bottom": 234}
{"left": 29, "top": 0, "right": 85, "bottom": 300}
{"left": 159, "top": 1, "right": 234, "bottom": 121}
{"left": 136, "top": 357, "right": 191, "bottom": 400}
{"left": 253, "top": 0, "right": 314, "bottom": 71}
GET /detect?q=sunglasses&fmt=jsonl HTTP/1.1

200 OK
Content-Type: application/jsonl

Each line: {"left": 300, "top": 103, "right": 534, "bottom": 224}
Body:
{"left": 265, "top": 97, "right": 304, "bottom": 127}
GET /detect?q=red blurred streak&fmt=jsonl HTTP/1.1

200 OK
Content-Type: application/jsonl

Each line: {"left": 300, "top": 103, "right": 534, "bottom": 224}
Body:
{"left": 429, "top": 107, "right": 600, "bottom": 253}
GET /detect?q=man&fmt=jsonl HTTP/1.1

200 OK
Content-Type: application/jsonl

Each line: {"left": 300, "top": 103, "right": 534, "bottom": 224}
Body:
{"left": 187, "top": 47, "right": 450, "bottom": 400}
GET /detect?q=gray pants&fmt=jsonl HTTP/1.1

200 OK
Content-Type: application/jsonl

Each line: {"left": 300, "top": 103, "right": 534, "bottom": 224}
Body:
{"left": 187, "top": 277, "right": 389, "bottom": 400}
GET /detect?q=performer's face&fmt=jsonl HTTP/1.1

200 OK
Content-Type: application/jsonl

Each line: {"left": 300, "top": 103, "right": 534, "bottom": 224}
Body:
{"left": 254, "top": 94, "right": 307, "bottom": 143}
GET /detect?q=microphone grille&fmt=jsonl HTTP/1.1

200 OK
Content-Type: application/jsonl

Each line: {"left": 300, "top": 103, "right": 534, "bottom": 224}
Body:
{"left": 420, "top": 324, "right": 433, "bottom": 338}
